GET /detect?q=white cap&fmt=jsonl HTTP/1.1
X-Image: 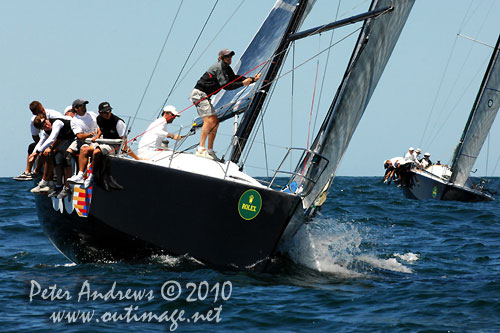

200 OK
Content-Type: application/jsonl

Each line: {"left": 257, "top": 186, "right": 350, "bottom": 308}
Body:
{"left": 416, "top": 148, "right": 422, "bottom": 153}
{"left": 64, "top": 105, "right": 73, "bottom": 113}
{"left": 163, "top": 105, "right": 179, "bottom": 116}
{"left": 424, "top": 152, "right": 430, "bottom": 156}
{"left": 409, "top": 147, "right": 414, "bottom": 151}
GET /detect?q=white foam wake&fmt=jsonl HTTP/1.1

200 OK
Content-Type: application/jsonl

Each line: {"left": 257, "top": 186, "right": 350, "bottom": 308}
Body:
{"left": 284, "top": 217, "right": 414, "bottom": 276}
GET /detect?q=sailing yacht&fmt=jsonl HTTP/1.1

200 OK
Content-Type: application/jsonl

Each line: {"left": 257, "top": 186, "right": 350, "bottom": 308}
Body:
{"left": 35, "top": 0, "right": 414, "bottom": 270}
{"left": 401, "top": 35, "right": 500, "bottom": 202}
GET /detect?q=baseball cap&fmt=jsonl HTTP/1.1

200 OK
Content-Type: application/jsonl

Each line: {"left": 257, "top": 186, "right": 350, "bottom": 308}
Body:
{"left": 163, "top": 105, "right": 179, "bottom": 116}
{"left": 98, "top": 101, "right": 112, "bottom": 113}
{"left": 72, "top": 99, "right": 89, "bottom": 109}
{"left": 64, "top": 105, "right": 74, "bottom": 113}
{"left": 218, "top": 49, "right": 235, "bottom": 58}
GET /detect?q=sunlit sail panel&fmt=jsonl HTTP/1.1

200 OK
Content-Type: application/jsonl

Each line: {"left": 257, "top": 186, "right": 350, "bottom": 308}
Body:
{"left": 192, "top": 0, "right": 315, "bottom": 127}
{"left": 298, "top": 0, "right": 415, "bottom": 212}
{"left": 450, "top": 35, "right": 500, "bottom": 187}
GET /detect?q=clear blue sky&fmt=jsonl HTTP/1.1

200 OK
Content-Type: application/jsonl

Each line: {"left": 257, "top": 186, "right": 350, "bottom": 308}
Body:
{"left": 2, "top": 0, "right": 499, "bottom": 178}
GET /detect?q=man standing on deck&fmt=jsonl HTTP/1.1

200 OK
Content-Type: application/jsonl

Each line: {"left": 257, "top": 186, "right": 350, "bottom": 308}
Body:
{"left": 190, "top": 49, "right": 261, "bottom": 161}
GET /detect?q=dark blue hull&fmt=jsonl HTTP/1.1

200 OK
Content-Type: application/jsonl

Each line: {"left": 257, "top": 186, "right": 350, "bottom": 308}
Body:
{"left": 35, "top": 156, "right": 302, "bottom": 270}
{"left": 401, "top": 170, "right": 493, "bottom": 202}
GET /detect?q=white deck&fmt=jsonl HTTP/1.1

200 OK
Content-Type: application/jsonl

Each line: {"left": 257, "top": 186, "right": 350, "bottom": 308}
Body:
{"left": 134, "top": 149, "right": 266, "bottom": 188}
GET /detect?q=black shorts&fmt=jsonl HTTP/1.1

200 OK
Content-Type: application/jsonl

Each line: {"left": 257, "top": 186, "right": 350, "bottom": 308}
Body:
{"left": 28, "top": 142, "right": 37, "bottom": 154}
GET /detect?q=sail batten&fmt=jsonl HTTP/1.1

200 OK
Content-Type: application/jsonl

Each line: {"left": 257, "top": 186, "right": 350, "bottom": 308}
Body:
{"left": 449, "top": 35, "right": 500, "bottom": 186}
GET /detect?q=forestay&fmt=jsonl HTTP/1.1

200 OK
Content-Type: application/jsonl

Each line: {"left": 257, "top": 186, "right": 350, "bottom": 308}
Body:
{"left": 296, "top": 0, "right": 415, "bottom": 214}
{"left": 449, "top": 35, "right": 500, "bottom": 186}
{"left": 192, "top": 0, "right": 315, "bottom": 128}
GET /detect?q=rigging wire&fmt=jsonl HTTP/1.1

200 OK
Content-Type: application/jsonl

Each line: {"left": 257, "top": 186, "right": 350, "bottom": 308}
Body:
{"left": 171, "top": 0, "right": 246, "bottom": 94}
{"left": 418, "top": 0, "right": 475, "bottom": 148}
{"left": 240, "top": 48, "right": 293, "bottom": 169}
{"left": 420, "top": 0, "right": 494, "bottom": 149}
{"left": 259, "top": 28, "right": 361, "bottom": 92}
{"left": 159, "top": 0, "right": 219, "bottom": 117}
{"left": 426, "top": 54, "right": 489, "bottom": 150}
{"left": 312, "top": 0, "right": 342, "bottom": 135}
{"left": 307, "top": 59, "right": 320, "bottom": 150}
{"left": 261, "top": 118, "right": 270, "bottom": 181}
{"left": 290, "top": 42, "right": 295, "bottom": 171}
{"left": 128, "top": 0, "right": 184, "bottom": 134}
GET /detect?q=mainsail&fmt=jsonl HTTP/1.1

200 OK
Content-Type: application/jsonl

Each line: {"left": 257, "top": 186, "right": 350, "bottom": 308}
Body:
{"left": 294, "top": 0, "right": 415, "bottom": 214}
{"left": 192, "top": 0, "right": 315, "bottom": 131}
{"left": 449, "top": 35, "right": 500, "bottom": 186}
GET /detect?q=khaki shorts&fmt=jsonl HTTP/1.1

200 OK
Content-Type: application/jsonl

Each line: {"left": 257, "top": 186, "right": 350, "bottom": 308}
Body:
{"left": 68, "top": 139, "right": 98, "bottom": 153}
{"left": 190, "top": 88, "right": 216, "bottom": 117}
{"left": 97, "top": 143, "right": 120, "bottom": 156}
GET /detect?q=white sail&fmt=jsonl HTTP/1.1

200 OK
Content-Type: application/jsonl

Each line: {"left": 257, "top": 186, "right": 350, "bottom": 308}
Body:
{"left": 298, "top": 0, "right": 415, "bottom": 213}
{"left": 450, "top": 35, "right": 500, "bottom": 186}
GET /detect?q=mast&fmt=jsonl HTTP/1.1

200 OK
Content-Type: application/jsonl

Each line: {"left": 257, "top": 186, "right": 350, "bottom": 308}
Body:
{"left": 229, "top": 0, "right": 311, "bottom": 164}
{"left": 449, "top": 34, "right": 500, "bottom": 186}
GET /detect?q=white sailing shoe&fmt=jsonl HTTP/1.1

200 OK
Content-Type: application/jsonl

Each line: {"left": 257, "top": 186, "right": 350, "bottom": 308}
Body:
{"left": 30, "top": 180, "right": 54, "bottom": 194}
{"left": 67, "top": 173, "right": 85, "bottom": 184}
{"left": 195, "top": 147, "right": 209, "bottom": 159}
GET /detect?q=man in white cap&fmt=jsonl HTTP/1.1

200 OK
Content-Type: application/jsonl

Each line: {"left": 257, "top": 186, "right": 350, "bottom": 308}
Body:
{"left": 190, "top": 48, "right": 261, "bottom": 161}
{"left": 405, "top": 147, "right": 415, "bottom": 162}
{"left": 404, "top": 146, "right": 422, "bottom": 168}
{"left": 67, "top": 99, "right": 99, "bottom": 185}
{"left": 138, "top": 105, "right": 182, "bottom": 155}
{"left": 415, "top": 148, "right": 422, "bottom": 160}
{"left": 421, "top": 152, "right": 432, "bottom": 168}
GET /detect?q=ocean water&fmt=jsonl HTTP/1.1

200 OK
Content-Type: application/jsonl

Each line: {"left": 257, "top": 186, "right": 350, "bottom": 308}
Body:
{"left": 1, "top": 176, "right": 500, "bottom": 332}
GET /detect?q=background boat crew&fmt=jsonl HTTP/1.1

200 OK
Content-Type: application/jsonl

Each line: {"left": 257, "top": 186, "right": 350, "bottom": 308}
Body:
{"left": 404, "top": 146, "right": 422, "bottom": 168}
{"left": 137, "top": 105, "right": 181, "bottom": 155}
{"left": 66, "top": 99, "right": 98, "bottom": 185}
{"left": 383, "top": 156, "right": 404, "bottom": 184}
{"left": 421, "top": 152, "right": 432, "bottom": 168}
{"left": 14, "top": 101, "right": 63, "bottom": 181}
{"left": 190, "top": 48, "right": 261, "bottom": 161}
{"left": 87, "top": 101, "right": 128, "bottom": 190}
{"left": 415, "top": 147, "right": 422, "bottom": 161}
{"left": 30, "top": 112, "right": 75, "bottom": 197}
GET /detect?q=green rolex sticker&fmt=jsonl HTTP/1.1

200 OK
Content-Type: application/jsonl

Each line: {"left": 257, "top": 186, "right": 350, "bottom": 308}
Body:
{"left": 432, "top": 186, "right": 438, "bottom": 198}
{"left": 238, "top": 189, "right": 262, "bottom": 220}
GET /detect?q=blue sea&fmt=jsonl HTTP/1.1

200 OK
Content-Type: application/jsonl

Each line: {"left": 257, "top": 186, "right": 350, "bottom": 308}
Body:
{"left": 1, "top": 176, "right": 500, "bottom": 332}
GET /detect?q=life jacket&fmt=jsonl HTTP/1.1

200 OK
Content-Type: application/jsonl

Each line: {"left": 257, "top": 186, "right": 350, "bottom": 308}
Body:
{"left": 48, "top": 118, "right": 75, "bottom": 140}
{"left": 97, "top": 113, "right": 123, "bottom": 139}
